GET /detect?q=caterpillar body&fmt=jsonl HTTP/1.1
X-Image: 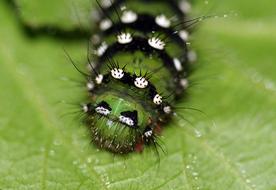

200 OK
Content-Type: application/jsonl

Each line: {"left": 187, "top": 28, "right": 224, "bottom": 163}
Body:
{"left": 81, "top": 0, "right": 194, "bottom": 154}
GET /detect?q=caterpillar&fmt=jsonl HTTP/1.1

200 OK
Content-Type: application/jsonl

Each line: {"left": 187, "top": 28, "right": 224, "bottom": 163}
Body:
{"left": 79, "top": 0, "right": 197, "bottom": 154}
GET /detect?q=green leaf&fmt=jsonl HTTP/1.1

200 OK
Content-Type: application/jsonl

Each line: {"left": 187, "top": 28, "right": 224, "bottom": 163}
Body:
{"left": 13, "top": 0, "right": 93, "bottom": 31}
{"left": 0, "top": 0, "right": 275, "bottom": 190}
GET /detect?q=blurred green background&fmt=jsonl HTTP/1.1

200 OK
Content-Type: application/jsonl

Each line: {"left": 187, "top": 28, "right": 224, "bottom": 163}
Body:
{"left": 0, "top": 0, "right": 275, "bottom": 189}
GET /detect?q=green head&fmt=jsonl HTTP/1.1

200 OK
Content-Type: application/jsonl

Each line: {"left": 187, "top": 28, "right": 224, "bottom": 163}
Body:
{"left": 87, "top": 93, "right": 151, "bottom": 153}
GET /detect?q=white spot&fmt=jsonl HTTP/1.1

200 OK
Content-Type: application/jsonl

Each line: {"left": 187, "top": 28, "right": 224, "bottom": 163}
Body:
{"left": 179, "top": 30, "right": 189, "bottom": 41}
{"left": 117, "top": 32, "right": 133, "bottom": 44}
{"left": 87, "top": 81, "right": 95, "bottom": 90}
{"left": 179, "top": 0, "right": 192, "bottom": 14}
{"left": 111, "top": 68, "right": 124, "bottom": 79}
{"left": 95, "top": 74, "right": 104, "bottom": 84}
{"left": 188, "top": 51, "right": 197, "bottom": 63}
{"left": 119, "top": 115, "right": 134, "bottom": 126}
{"left": 163, "top": 106, "right": 172, "bottom": 114}
{"left": 134, "top": 77, "right": 148, "bottom": 89}
{"left": 121, "top": 10, "right": 138, "bottom": 23}
{"left": 173, "top": 58, "right": 183, "bottom": 71}
{"left": 101, "top": 0, "right": 113, "bottom": 8}
{"left": 180, "top": 78, "right": 189, "bottom": 89}
{"left": 153, "top": 94, "right": 163, "bottom": 105}
{"left": 144, "top": 130, "right": 153, "bottom": 138}
{"left": 148, "top": 37, "right": 165, "bottom": 50}
{"left": 155, "top": 14, "right": 171, "bottom": 28}
{"left": 99, "top": 19, "right": 112, "bottom": 31}
{"left": 95, "top": 106, "right": 110, "bottom": 116}
{"left": 96, "top": 42, "right": 108, "bottom": 56}
{"left": 82, "top": 104, "right": 89, "bottom": 113}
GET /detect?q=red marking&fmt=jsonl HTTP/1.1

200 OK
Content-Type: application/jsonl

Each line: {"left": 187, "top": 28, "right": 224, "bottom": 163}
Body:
{"left": 135, "top": 142, "right": 144, "bottom": 153}
{"left": 154, "top": 124, "right": 163, "bottom": 135}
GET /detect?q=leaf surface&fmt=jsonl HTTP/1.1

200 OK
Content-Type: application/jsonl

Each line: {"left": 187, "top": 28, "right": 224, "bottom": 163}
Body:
{"left": 0, "top": 1, "right": 275, "bottom": 190}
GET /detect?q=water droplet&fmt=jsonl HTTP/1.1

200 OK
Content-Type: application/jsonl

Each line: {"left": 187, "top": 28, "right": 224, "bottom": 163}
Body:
{"left": 105, "top": 182, "right": 110, "bottom": 185}
{"left": 194, "top": 130, "right": 202, "bottom": 138}
{"left": 49, "top": 150, "right": 55, "bottom": 156}
{"left": 87, "top": 157, "right": 93, "bottom": 163}
{"left": 192, "top": 172, "right": 198, "bottom": 176}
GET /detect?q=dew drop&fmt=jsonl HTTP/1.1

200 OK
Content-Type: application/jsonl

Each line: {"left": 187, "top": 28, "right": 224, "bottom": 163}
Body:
{"left": 87, "top": 157, "right": 93, "bottom": 163}
{"left": 49, "top": 150, "right": 55, "bottom": 156}
{"left": 192, "top": 172, "right": 198, "bottom": 176}
{"left": 194, "top": 130, "right": 202, "bottom": 138}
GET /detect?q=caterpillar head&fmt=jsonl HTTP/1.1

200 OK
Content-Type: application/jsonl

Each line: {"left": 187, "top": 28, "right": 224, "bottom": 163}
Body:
{"left": 84, "top": 93, "right": 152, "bottom": 153}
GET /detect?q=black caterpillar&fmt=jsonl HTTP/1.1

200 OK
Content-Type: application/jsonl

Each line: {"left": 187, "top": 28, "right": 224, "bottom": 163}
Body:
{"left": 80, "top": 0, "right": 197, "bottom": 154}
